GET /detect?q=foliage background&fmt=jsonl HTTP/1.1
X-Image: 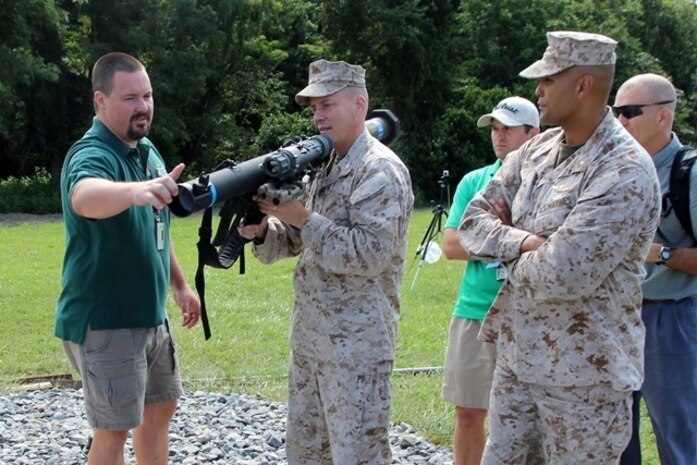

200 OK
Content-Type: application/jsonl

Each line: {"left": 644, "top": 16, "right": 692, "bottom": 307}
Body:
{"left": 1, "top": 0, "right": 696, "bottom": 211}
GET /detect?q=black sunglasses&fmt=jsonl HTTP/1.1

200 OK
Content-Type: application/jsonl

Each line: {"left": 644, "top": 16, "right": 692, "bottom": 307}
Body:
{"left": 612, "top": 100, "right": 674, "bottom": 119}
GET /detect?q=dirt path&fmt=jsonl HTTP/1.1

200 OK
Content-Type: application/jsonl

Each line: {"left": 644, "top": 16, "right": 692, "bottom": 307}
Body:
{"left": 0, "top": 213, "right": 63, "bottom": 226}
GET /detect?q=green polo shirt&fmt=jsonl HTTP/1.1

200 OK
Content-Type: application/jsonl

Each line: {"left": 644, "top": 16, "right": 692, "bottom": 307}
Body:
{"left": 55, "top": 117, "right": 171, "bottom": 344}
{"left": 445, "top": 160, "right": 503, "bottom": 320}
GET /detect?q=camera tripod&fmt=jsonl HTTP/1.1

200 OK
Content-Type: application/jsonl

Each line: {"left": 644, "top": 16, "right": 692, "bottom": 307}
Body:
{"left": 409, "top": 170, "right": 451, "bottom": 290}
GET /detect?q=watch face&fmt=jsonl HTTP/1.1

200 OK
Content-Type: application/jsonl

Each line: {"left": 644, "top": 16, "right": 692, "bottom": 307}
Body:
{"left": 660, "top": 247, "right": 672, "bottom": 261}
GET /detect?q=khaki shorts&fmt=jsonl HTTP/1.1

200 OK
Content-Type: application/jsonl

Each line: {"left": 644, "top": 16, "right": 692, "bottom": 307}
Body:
{"left": 441, "top": 317, "right": 496, "bottom": 409}
{"left": 63, "top": 321, "right": 182, "bottom": 430}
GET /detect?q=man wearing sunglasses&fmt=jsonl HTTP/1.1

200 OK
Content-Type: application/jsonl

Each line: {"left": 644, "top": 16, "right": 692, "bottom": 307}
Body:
{"left": 615, "top": 74, "right": 697, "bottom": 465}
{"left": 458, "top": 31, "right": 662, "bottom": 464}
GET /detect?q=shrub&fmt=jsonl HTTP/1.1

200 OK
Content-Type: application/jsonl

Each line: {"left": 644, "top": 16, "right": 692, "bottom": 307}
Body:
{"left": 0, "top": 168, "right": 61, "bottom": 214}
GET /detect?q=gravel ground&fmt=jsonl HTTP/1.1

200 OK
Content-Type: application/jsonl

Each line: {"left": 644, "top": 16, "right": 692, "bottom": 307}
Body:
{"left": 0, "top": 387, "right": 454, "bottom": 465}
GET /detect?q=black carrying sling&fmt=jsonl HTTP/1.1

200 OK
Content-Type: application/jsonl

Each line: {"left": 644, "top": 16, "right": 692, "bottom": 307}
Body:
{"left": 665, "top": 145, "right": 697, "bottom": 241}
{"left": 194, "top": 198, "right": 259, "bottom": 339}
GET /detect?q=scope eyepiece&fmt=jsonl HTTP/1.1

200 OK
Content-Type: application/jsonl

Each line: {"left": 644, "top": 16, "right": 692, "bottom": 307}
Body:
{"left": 262, "top": 151, "right": 297, "bottom": 178}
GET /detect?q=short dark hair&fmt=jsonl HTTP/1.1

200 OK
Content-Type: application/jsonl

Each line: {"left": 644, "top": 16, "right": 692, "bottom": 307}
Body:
{"left": 524, "top": 124, "right": 535, "bottom": 134}
{"left": 92, "top": 52, "right": 144, "bottom": 95}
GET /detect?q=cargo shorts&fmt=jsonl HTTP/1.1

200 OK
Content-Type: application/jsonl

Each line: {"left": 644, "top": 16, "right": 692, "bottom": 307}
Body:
{"left": 63, "top": 321, "right": 182, "bottom": 430}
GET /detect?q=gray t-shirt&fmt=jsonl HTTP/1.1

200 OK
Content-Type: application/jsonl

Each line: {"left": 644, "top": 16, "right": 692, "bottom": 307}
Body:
{"left": 642, "top": 134, "right": 697, "bottom": 300}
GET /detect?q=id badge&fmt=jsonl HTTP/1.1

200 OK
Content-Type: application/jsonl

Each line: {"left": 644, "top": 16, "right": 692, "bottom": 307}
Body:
{"left": 156, "top": 221, "right": 165, "bottom": 250}
{"left": 496, "top": 265, "right": 508, "bottom": 281}
{"left": 154, "top": 210, "right": 165, "bottom": 250}
{"left": 486, "top": 261, "right": 508, "bottom": 281}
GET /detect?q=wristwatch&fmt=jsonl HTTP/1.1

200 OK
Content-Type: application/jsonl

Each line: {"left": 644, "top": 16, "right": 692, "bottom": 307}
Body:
{"left": 658, "top": 246, "right": 673, "bottom": 264}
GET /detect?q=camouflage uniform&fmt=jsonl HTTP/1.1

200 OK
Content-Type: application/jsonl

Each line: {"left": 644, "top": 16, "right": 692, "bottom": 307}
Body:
{"left": 254, "top": 104, "right": 413, "bottom": 462}
{"left": 459, "top": 31, "right": 662, "bottom": 463}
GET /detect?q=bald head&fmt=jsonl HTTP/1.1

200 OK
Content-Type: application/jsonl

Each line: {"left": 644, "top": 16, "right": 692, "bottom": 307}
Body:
{"left": 618, "top": 73, "right": 676, "bottom": 110}
{"left": 614, "top": 73, "right": 676, "bottom": 155}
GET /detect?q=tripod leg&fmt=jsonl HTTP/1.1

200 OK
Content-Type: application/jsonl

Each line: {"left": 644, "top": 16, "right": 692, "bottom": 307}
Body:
{"left": 408, "top": 207, "right": 447, "bottom": 289}
{"left": 410, "top": 260, "right": 424, "bottom": 291}
{"left": 417, "top": 211, "right": 441, "bottom": 259}
{"left": 435, "top": 207, "right": 448, "bottom": 237}
{"left": 407, "top": 211, "right": 440, "bottom": 276}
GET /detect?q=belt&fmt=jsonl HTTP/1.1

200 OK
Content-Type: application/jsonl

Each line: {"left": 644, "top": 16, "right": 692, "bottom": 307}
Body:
{"left": 642, "top": 299, "right": 664, "bottom": 305}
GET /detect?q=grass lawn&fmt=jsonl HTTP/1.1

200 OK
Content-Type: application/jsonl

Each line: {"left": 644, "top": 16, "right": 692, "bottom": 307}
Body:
{"left": 0, "top": 209, "right": 660, "bottom": 462}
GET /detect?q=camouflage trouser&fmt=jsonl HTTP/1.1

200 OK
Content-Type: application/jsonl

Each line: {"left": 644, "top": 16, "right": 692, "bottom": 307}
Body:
{"left": 286, "top": 354, "right": 392, "bottom": 465}
{"left": 482, "top": 364, "right": 632, "bottom": 465}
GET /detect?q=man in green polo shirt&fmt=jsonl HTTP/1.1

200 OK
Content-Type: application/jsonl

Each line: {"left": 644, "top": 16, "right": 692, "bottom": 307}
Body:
{"left": 440, "top": 96, "right": 539, "bottom": 465}
{"left": 55, "top": 52, "right": 201, "bottom": 465}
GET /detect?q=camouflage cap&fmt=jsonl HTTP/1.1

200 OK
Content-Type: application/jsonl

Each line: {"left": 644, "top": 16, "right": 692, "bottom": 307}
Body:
{"left": 519, "top": 31, "right": 618, "bottom": 79}
{"left": 295, "top": 59, "right": 366, "bottom": 106}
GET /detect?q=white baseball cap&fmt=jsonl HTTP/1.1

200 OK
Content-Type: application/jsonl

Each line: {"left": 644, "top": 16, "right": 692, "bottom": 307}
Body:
{"left": 476, "top": 96, "right": 540, "bottom": 128}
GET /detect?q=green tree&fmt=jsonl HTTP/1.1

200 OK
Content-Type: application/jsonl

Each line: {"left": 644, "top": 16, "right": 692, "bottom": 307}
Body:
{"left": 627, "top": 0, "right": 697, "bottom": 142}
{"left": 309, "top": 0, "right": 464, "bottom": 199}
{"left": 3, "top": 0, "right": 697, "bottom": 210}
{"left": 0, "top": 0, "right": 65, "bottom": 179}
{"left": 74, "top": 0, "right": 324, "bottom": 177}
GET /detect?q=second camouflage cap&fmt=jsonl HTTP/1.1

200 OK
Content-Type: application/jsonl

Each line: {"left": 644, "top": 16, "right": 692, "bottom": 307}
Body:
{"left": 295, "top": 59, "right": 366, "bottom": 106}
{"left": 519, "top": 31, "right": 618, "bottom": 79}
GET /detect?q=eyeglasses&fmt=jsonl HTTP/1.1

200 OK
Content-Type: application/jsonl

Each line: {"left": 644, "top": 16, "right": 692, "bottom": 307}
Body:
{"left": 612, "top": 100, "right": 674, "bottom": 119}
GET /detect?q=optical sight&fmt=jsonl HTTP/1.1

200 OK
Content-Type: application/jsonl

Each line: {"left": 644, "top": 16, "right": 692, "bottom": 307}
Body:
{"left": 168, "top": 109, "right": 400, "bottom": 217}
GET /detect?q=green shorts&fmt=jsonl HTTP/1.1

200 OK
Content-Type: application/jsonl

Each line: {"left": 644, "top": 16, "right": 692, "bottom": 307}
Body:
{"left": 63, "top": 321, "right": 182, "bottom": 430}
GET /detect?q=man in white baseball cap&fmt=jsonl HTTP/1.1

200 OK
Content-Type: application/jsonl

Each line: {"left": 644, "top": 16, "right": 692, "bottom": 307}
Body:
{"left": 477, "top": 96, "right": 540, "bottom": 129}
{"left": 441, "top": 96, "right": 539, "bottom": 465}
{"left": 476, "top": 96, "right": 540, "bottom": 160}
